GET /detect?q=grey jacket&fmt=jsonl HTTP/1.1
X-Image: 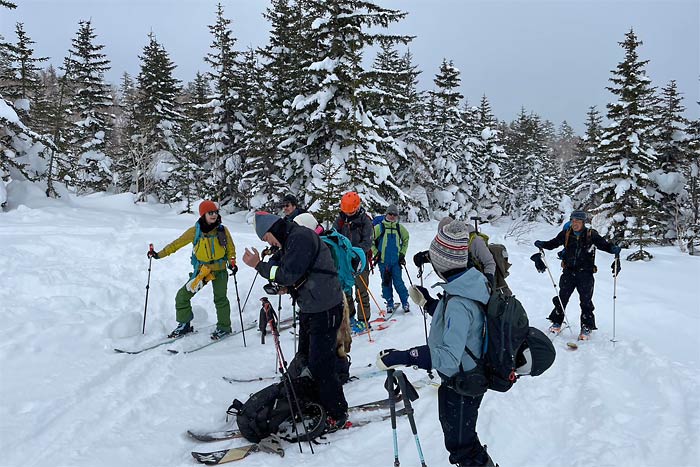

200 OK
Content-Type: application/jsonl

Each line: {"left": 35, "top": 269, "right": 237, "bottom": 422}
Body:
{"left": 466, "top": 225, "right": 496, "bottom": 276}
{"left": 428, "top": 268, "right": 490, "bottom": 377}
{"left": 333, "top": 207, "right": 373, "bottom": 253}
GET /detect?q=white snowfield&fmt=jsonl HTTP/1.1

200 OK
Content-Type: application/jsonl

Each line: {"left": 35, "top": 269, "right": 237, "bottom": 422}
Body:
{"left": 1, "top": 183, "right": 698, "bottom": 467}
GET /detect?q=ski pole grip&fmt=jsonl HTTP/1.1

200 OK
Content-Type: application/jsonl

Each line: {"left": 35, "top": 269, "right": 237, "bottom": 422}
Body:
{"left": 149, "top": 243, "right": 154, "bottom": 252}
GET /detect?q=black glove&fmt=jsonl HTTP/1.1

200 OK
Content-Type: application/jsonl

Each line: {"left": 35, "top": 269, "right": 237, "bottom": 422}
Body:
{"left": 376, "top": 345, "right": 431, "bottom": 371}
{"left": 373, "top": 254, "right": 381, "bottom": 265}
{"left": 147, "top": 250, "right": 159, "bottom": 259}
{"left": 557, "top": 249, "right": 565, "bottom": 260}
{"left": 399, "top": 255, "right": 406, "bottom": 266}
{"left": 228, "top": 258, "right": 238, "bottom": 275}
{"left": 534, "top": 240, "right": 545, "bottom": 249}
{"left": 413, "top": 250, "right": 430, "bottom": 267}
{"left": 611, "top": 257, "right": 621, "bottom": 276}
{"left": 485, "top": 273, "right": 495, "bottom": 287}
{"left": 611, "top": 245, "right": 622, "bottom": 256}
{"left": 530, "top": 252, "right": 547, "bottom": 273}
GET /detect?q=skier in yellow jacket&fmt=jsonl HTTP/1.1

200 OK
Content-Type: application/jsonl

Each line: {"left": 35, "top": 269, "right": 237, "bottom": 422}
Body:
{"left": 147, "top": 200, "right": 237, "bottom": 339}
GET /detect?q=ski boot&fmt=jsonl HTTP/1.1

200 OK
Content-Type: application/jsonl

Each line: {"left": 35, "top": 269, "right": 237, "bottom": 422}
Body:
{"left": 211, "top": 327, "right": 232, "bottom": 340}
{"left": 578, "top": 325, "right": 592, "bottom": 341}
{"left": 169, "top": 321, "right": 193, "bottom": 338}
{"left": 548, "top": 322, "right": 563, "bottom": 334}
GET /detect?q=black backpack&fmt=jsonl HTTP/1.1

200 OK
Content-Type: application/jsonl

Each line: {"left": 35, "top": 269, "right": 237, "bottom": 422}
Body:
{"left": 446, "top": 290, "right": 532, "bottom": 394}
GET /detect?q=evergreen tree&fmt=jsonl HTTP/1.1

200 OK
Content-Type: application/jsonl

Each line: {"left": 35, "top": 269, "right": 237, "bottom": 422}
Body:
{"left": 685, "top": 112, "right": 700, "bottom": 254}
{"left": 0, "top": 22, "right": 48, "bottom": 117}
{"left": 425, "top": 59, "right": 472, "bottom": 219}
{"left": 203, "top": 3, "right": 244, "bottom": 205}
{"left": 64, "top": 20, "right": 113, "bottom": 194}
{"left": 568, "top": 106, "right": 603, "bottom": 209}
{"left": 134, "top": 33, "right": 183, "bottom": 202}
{"left": 293, "top": 0, "right": 411, "bottom": 214}
{"left": 173, "top": 72, "right": 213, "bottom": 213}
{"left": 472, "top": 94, "right": 510, "bottom": 219}
{"left": 652, "top": 80, "right": 691, "bottom": 242}
{"left": 592, "top": 29, "right": 661, "bottom": 253}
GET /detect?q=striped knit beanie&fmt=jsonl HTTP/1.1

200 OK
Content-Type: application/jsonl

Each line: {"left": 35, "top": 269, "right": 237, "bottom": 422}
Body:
{"left": 429, "top": 217, "right": 470, "bottom": 276}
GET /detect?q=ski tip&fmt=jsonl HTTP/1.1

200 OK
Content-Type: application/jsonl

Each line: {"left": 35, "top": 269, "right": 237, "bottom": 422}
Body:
{"left": 566, "top": 342, "right": 578, "bottom": 350}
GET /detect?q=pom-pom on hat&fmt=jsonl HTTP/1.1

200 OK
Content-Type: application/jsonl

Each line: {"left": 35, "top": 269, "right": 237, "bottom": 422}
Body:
{"left": 429, "top": 217, "right": 470, "bottom": 275}
{"left": 254, "top": 211, "right": 282, "bottom": 240}
{"left": 199, "top": 200, "right": 218, "bottom": 217}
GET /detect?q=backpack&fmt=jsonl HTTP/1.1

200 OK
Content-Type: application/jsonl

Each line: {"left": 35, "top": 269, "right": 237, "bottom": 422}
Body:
{"left": 468, "top": 232, "right": 512, "bottom": 294}
{"left": 229, "top": 355, "right": 326, "bottom": 443}
{"left": 445, "top": 290, "right": 532, "bottom": 394}
{"left": 190, "top": 222, "right": 228, "bottom": 273}
{"left": 373, "top": 217, "right": 404, "bottom": 250}
{"left": 320, "top": 229, "right": 367, "bottom": 294}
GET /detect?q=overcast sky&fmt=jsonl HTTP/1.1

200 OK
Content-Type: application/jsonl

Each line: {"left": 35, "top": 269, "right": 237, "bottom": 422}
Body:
{"left": 1, "top": 0, "right": 698, "bottom": 132}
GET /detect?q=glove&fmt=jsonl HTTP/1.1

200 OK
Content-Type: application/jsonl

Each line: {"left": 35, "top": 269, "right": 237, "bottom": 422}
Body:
{"left": 409, "top": 285, "right": 438, "bottom": 316}
{"left": 557, "top": 249, "right": 565, "bottom": 260}
{"left": 147, "top": 250, "right": 159, "bottom": 259}
{"left": 376, "top": 346, "right": 431, "bottom": 371}
{"left": 229, "top": 258, "right": 238, "bottom": 275}
{"left": 611, "top": 257, "right": 621, "bottom": 276}
{"left": 534, "top": 240, "right": 545, "bottom": 249}
{"left": 413, "top": 250, "right": 430, "bottom": 267}
{"left": 485, "top": 273, "right": 495, "bottom": 287}
{"left": 530, "top": 252, "right": 547, "bottom": 273}
{"left": 611, "top": 245, "right": 622, "bottom": 256}
{"left": 373, "top": 254, "right": 381, "bottom": 265}
{"left": 399, "top": 255, "right": 406, "bottom": 266}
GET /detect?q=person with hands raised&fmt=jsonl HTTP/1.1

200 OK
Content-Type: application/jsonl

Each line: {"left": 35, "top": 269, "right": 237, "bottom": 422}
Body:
{"left": 376, "top": 218, "right": 497, "bottom": 467}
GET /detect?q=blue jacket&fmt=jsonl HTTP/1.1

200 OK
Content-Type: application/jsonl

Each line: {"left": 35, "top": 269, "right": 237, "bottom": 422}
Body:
{"left": 428, "top": 268, "right": 490, "bottom": 378}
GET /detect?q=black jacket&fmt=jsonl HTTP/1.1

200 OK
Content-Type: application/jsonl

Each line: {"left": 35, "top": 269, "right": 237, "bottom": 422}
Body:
{"left": 333, "top": 207, "right": 373, "bottom": 253}
{"left": 256, "top": 222, "right": 343, "bottom": 313}
{"left": 540, "top": 227, "right": 616, "bottom": 272}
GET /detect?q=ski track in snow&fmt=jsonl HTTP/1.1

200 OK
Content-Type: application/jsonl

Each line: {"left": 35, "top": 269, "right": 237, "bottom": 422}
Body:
{"left": 1, "top": 191, "right": 699, "bottom": 467}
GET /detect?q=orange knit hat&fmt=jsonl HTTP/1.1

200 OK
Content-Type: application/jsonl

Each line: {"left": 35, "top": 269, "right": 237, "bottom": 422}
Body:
{"left": 198, "top": 200, "right": 218, "bottom": 217}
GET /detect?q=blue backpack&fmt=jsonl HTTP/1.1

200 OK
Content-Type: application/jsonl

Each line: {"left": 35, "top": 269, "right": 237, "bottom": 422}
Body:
{"left": 321, "top": 229, "right": 367, "bottom": 294}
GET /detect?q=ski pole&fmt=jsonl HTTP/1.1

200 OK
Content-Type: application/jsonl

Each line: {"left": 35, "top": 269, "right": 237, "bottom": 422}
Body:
{"left": 232, "top": 271, "right": 246, "bottom": 347}
{"left": 263, "top": 298, "right": 314, "bottom": 454}
{"left": 395, "top": 370, "right": 427, "bottom": 467}
{"left": 402, "top": 263, "right": 433, "bottom": 379}
{"left": 292, "top": 301, "right": 297, "bottom": 355}
{"left": 539, "top": 249, "right": 573, "bottom": 336}
{"left": 386, "top": 369, "right": 400, "bottom": 467}
{"left": 358, "top": 273, "right": 387, "bottom": 317}
{"left": 239, "top": 272, "right": 259, "bottom": 316}
{"left": 611, "top": 255, "right": 619, "bottom": 344}
{"left": 142, "top": 243, "right": 154, "bottom": 334}
{"left": 356, "top": 287, "right": 373, "bottom": 342}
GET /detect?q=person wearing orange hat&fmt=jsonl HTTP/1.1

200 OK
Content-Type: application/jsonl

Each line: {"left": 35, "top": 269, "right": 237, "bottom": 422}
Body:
{"left": 147, "top": 200, "right": 237, "bottom": 340}
{"left": 333, "top": 191, "right": 373, "bottom": 332}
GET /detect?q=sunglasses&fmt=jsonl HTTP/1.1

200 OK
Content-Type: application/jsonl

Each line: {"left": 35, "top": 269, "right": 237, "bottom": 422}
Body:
{"left": 283, "top": 203, "right": 293, "bottom": 208}
{"left": 206, "top": 210, "right": 219, "bottom": 216}
{"left": 386, "top": 213, "right": 398, "bottom": 217}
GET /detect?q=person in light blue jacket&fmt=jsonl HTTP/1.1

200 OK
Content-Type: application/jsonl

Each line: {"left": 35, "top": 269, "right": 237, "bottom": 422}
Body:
{"left": 376, "top": 218, "right": 496, "bottom": 467}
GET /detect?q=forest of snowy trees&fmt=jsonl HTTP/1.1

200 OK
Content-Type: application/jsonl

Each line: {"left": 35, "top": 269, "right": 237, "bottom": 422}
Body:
{"left": 1, "top": 0, "right": 698, "bottom": 255}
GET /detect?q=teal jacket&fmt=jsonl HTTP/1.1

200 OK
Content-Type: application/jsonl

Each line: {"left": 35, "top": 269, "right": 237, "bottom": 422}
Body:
{"left": 428, "top": 268, "right": 490, "bottom": 378}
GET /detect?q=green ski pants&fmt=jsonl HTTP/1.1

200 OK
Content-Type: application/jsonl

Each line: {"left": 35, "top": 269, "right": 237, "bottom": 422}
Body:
{"left": 175, "top": 269, "right": 232, "bottom": 332}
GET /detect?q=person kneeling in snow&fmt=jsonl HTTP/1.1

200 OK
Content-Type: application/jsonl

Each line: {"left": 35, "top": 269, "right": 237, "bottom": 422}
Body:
{"left": 376, "top": 218, "right": 497, "bottom": 467}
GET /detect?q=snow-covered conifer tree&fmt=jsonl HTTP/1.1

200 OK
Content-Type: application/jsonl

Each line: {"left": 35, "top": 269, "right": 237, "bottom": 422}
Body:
{"left": 568, "top": 106, "right": 603, "bottom": 209}
{"left": 592, "top": 29, "right": 661, "bottom": 252}
{"left": 64, "top": 20, "right": 113, "bottom": 194}
{"left": 134, "top": 33, "right": 183, "bottom": 202}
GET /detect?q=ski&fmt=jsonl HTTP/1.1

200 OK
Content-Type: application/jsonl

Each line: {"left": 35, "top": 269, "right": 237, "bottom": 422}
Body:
{"left": 113, "top": 328, "right": 204, "bottom": 355}
{"left": 187, "top": 396, "right": 406, "bottom": 443}
{"left": 168, "top": 323, "right": 258, "bottom": 355}
{"left": 192, "top": 436, "right": 285, "bottom": 465}
{"left": 222, "top": 365, "right": 380, "bottom": 385}
{"left": 353, "top": 317, "right": 397, "bottom": 336}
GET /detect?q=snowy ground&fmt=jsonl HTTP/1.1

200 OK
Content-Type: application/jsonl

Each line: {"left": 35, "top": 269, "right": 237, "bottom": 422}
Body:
{"left": 1, "top": 182, "right": 699, "bottom": 467}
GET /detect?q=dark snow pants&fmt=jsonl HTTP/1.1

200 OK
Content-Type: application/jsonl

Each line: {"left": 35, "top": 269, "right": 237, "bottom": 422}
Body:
{"left": 547, "top": 269, "right": 596, "bottom": 329}
{"left": 438, "top": 384, "right": 490, "bottom": 466}
{"left": 345, "top": 268, "right": 371, "bottom": 322}
{"left": 298, "top": 303, "right": 348, "bottom": 420}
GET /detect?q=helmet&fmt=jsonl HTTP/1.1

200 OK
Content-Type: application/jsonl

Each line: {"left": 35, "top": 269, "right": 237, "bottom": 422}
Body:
{"left": 199, "top": 200, "right": 218, "bottom": 217}
{"left": 294, "top": 212, "right": 319, "bottom": 230}
{"left": 340, "top": 191, "right": 361, "bottom": 215}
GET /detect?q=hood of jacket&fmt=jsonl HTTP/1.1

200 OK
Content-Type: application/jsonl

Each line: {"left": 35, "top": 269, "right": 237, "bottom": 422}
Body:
{"left": 436, "top": 267, "right": 490, "bottom": 306}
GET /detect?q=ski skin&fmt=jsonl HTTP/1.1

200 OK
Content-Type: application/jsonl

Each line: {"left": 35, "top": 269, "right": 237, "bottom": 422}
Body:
{"left": 113, "top": 329, "right": 203, "bottom": 354}
{"left": 167, "top": 323, "right": 258, "bottom": 355}
{"left": 352, "top": 316, "right": 397, "bottom": 337}
{"left": 190, "top": 410, "right": 406, "bottom": 465}
{"left": 187, "top": 397, "right": 403, "bottom": 442}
